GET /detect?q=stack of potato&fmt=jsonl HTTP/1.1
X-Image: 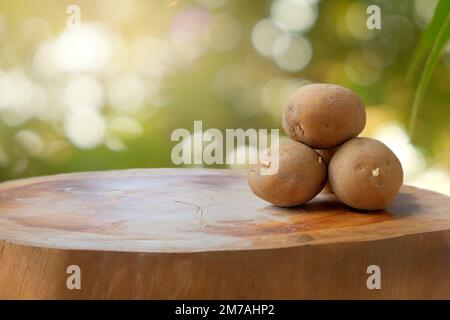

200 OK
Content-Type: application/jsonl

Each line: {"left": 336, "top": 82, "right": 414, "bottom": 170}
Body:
{"left": 248, "top": 83, "right": 403, "bottom": 211}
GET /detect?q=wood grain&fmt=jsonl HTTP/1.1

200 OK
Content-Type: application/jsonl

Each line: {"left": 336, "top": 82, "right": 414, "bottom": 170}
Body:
{"left": 0, "top": 168, "right": 448, "bottom": 299}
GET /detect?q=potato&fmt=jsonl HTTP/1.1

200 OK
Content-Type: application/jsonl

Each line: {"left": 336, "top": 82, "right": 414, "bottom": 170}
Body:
{"left": 282, "top": 83, "right": 366, "bottom": 149}
{"left": 247, "top": 140, "right": 327, "bottom": 207}
{"left": 316, "top": 148, "right": 337, "bottom": 193}
{"left": 328, "top": 137, "right": 403, "bottom": 210}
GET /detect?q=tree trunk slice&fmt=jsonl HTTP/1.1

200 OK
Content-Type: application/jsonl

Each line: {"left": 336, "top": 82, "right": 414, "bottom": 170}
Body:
{"left": 0, "top": 169, "right": 448, "bottom": 299}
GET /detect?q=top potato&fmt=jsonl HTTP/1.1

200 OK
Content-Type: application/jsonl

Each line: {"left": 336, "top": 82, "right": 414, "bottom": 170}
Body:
{"left": 282, "top": 83, "right": 366, "bottom": 149}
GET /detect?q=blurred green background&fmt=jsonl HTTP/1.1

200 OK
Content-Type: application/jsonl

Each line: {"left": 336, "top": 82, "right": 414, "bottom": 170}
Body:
{"left": 0, "top": 0, "right": 449, "bottom": 194}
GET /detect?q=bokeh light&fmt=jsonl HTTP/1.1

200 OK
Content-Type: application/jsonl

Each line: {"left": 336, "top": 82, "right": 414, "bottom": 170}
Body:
{"left": 251, "top": 19, "right": 282, "bottom": 58}
{"left": 273, "top": 34, "right": 313, "bottom": 72}
{"left": 107, "top": 73, "right": 146, "bottom": 113}
{"left": 54, "top": 24, "right": 113, "bottom": 73}
{"left": 414, "top": 0, "right": 439, "bottom": 28}
{"left": 64, "top": 108, "right": 106, "bottom": 149}
{"left": 63, "top": 75, "right": 104, "bottom": 111}
{"left": 271, "top": 0, "right": 318, "bottom": 33}
{"left": 0, "top": 0, "right": 448, "bottom": 196}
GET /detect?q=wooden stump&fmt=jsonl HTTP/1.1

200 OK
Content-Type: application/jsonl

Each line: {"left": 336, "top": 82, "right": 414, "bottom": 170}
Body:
{"left": 0, "top": 169, "right": 448, "bottom": 299}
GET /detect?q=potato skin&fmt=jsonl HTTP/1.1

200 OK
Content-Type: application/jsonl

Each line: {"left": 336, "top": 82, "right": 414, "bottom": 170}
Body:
{"left": 316, "top": 148, "right": 337, "bottom": 193}
{"left": 282, "top": 83, "right": 366, "bottom": 149}
{"left": 247, "top": 140, "right": 327, "bottom": 207}
{"left": 329, "top": 137, "right": 403, "bottom": 210}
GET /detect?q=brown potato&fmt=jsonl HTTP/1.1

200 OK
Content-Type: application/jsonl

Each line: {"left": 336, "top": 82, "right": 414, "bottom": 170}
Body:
{"left": 282, "top": 83, "right": 366, "bottom": 149}
{"left": 247, "top": 140, "right": 327, "bottom": 207}
{"left": 316, "top": 148, "right": 337, "bottom": 193}
{"left": 329, "top": 137, "right": 403, "bottom": 210}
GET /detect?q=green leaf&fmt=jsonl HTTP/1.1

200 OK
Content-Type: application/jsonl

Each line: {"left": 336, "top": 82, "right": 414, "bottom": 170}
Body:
{"left": 407, "top": 0, "right": 450, "bottom": 82}
{"left": 409, "top": 10, "right": 450, "bottom": 136}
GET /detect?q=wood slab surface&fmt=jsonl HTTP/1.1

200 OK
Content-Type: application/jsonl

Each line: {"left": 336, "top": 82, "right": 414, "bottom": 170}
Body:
{"left": 0, "top": 169, "right": 448, "bottom": 299}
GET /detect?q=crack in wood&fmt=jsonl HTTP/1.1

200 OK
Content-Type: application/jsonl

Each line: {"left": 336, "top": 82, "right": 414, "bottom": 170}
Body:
{"left": 174, "top": 200, "right": 204, "bottom": 226}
